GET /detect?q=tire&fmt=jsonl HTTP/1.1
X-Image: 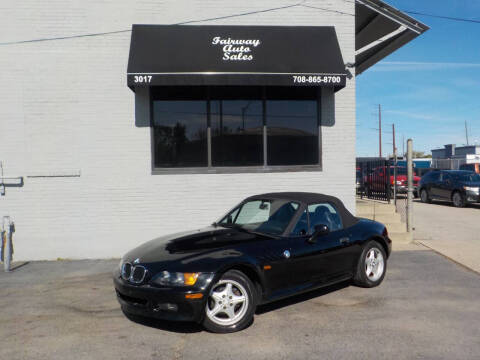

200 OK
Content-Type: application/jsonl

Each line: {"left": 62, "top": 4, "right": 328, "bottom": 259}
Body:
{"left": 420, "top": 189, "right": 431, "bottom": 203}
{"left": 202, "top": 270, "right": 256, "bottom": 333}
{"left": 353, "top": 241, "right": 387, "bottom": 288}
{"left": 452, "top": 191, "right": 466, "bottom": 208}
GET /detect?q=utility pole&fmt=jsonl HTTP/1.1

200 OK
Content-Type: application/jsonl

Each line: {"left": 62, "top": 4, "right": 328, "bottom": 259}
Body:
{"left": 402, "top": 134, "right": 405, "bottom": 158}
{"left": 392, "top": 124, "right": 397, "bottom": 204}
{"left": 378, "top": 104, "right": 382, "bottom": 158}
{"left": 407, "top": 139, "right": 413, "bottom": 235}
{"left": 465, "top": 120, "right": 469, "bottom": 145}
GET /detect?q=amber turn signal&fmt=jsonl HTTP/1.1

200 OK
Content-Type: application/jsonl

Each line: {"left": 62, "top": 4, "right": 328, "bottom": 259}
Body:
{"left": 185, "top": 293, "right": 203, "bottom": 299}
{"left": 263, "top": 265, "right": 272, "bottom": 270}
{"left": 183, "top": 273, "right": 200, "bottom": 286}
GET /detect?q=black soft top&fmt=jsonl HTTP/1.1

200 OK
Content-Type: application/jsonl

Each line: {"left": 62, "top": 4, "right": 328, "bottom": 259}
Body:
{"left": 245, "top": 192, "right": 359, "bottom": 228}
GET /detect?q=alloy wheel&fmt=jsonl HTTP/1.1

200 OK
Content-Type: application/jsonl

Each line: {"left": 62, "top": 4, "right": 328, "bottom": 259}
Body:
{"left": 421, "top": 189, "right": 428, "bottom": 203}
{"left": 365, "top": 247, "right": 385, "bottom": 282}
{"left": 453, "top": 192, "right": 463, "bottom": 207}
{"left": 206, "top": 279, "right": 249, "bottom": 326}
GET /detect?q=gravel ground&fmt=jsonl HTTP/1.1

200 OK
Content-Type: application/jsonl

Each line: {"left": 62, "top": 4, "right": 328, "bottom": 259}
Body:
{"left": 1, "top": 248, "right": 479, "bottom": 360}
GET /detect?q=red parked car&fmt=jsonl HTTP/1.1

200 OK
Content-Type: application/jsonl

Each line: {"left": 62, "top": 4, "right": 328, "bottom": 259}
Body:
{"left": 364, "top": 166, "right": 420, "bottom": 197}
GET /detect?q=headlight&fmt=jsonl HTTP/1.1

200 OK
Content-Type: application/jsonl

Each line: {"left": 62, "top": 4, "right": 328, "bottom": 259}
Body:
{"left": 464, "top": 186, "right": 479, "bottom": 193}
{"left": 396, "top": 180, "right": 402, "bottom": 185}
{"left": 151, "top": 271, "right": 214, "bottom": 288}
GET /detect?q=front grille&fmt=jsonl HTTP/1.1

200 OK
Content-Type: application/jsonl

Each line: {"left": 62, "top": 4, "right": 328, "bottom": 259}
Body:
{"left": 131, "top": 265, "right": 147, "bottom": 284}
{"left": 120, "top": 263, "right": 147, "bottom": 284}
{"left": 121, "top": 263, "right": 132, "bottom": 280}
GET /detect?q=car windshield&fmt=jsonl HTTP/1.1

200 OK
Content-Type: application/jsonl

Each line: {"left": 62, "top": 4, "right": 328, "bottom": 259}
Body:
{"left": 219, "top": 199, "right": 299, "bottom": 236}
{"left": 452, "top": 172, "right": 480, "bottom": 182}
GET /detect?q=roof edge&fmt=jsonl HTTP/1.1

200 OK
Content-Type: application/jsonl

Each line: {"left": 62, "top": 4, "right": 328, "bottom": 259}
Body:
{"left": 357, "top": 0, "right": 429, "bottom": 34}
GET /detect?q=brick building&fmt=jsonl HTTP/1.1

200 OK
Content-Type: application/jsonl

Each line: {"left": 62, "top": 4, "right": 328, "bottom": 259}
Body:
{"left": 0, "top": 0, "right": 427, "bottom": 260}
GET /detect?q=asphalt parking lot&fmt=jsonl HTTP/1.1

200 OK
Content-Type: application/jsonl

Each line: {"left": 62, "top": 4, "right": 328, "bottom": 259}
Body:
{"left": 1, "top": 246, "right": 479, "bottom": 360}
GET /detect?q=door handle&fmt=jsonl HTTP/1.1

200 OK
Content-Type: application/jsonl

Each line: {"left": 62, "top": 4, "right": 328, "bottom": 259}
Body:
{"left": 340, "top": 237, "right": 350, "bottom": 245}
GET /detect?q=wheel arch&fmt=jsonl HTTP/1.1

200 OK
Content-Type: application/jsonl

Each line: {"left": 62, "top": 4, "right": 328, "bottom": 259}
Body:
{"left": 366, "top": 235, "right": 390, "bottom": 258}
{"left": 451, "top": 188, "right": 465, "bottom": 199}
{"left": 220, "top": 263, "right": 264, "bottom": 301}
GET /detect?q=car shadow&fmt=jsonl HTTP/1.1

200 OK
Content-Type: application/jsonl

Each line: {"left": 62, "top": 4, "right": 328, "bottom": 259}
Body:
{"left": 255, "top": 280, "right": 351, "bottom": 315}
{"left": 122, "top": 281, "right": 351, "bottom": 333}
{"left": 123, "top": 310, "right": 202, "bottom": 333}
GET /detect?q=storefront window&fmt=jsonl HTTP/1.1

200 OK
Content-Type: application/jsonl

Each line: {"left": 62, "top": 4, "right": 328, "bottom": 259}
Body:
{"left": 266, "top": 101, "right": 318, "bottom": 165}
{"left": 153, "top": 101, "right": 208, "bottom": 167}
{"left": 211, "top": 100, "right": 263, "bottom": 167}
{"left": 151, "top": 86, "right": 321, "bottom": 171}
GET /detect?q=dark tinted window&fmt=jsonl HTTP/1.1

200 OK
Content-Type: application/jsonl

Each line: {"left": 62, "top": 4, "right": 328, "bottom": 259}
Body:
{"left": 459, "top": 164, "right": 474, "bottom": 171}
{"left": 441, "top": 172, "right": 452, "bottom": 181}
{"left": 211, "top": 100, "right": 263, "bottom": 166}
{"left": 153, "top": 101, "right": 208, "bottom": 167}
{"left": 151, "top": 87, "right": 322, "bottom": 170}
{"left": 308, "top": 203, "right": 343, "bottom": 233}
{"left": 266, "top": 101, "right": 318, "bottom": 165}
{"left": 221, "top": 200, "right": 299, "bottom": 235}
{"left": 291, "top": 210, "right": 308, "bottom": 236}
{"left": 425, "top": 171, "right": 440, "bottom": 181}
{"left": 451, "top": 172, "right": 480, "bottom": 182}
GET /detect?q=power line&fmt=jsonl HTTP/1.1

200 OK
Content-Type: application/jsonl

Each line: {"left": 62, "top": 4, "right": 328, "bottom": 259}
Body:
{"left": 0, "top": 0, "right": 306, "bottom": 46}
{"left": 0, "top": 29, "right": 131, "bottom": 46}
{"left": 340, "top": 0, "right": 480, "bottom": 24}
{"left": 177, "top": 0, "right": 307, "bottom": 24}
{"left": 300, "top": 4, "right": 354, "bottom": 17}
{"left": 402, "top": 10, "right": 480, "bottom": 24}
{"left": 2, "top": 2, "right": 480, "bottom": 47}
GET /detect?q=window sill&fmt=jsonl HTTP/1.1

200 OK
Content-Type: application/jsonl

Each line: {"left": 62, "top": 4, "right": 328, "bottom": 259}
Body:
{"left": 151, "top": 165, "right": 322, "bottom": 175}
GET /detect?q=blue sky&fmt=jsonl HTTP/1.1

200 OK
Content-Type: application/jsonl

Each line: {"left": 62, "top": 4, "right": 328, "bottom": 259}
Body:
{"left": 356, "top": 0, "right": 480, "bottom": 157}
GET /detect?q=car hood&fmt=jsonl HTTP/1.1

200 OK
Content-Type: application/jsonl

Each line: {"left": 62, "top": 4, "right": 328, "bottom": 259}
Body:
{"left": 391, "top": 175, "right": 420, "bottom": 182}
{"left": 122, "top": 226, "right": 264, "bottom": 268}
{"left": 462, "top": 181, "right": 480, "bottom": 187}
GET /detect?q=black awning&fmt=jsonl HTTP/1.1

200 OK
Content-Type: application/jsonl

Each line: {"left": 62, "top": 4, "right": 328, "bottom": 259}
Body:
{"left": 355, "top": 0, "right": 429, "bottom": 75}
{"left": 127, "top": 25, "right": 347, "bottom": 90}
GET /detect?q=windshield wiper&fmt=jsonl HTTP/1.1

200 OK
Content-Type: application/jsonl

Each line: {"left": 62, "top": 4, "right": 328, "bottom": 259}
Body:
{"left": 231, "top": 225, "right": 279, "bottom": 239}
{"left": 213, "top": 222, "right": 278, "bottom": 238}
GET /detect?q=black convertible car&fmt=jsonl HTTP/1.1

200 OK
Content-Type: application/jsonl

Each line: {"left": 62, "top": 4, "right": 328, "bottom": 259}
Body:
{"left": 114, "top": 192, "right": 391, "bottom": 333}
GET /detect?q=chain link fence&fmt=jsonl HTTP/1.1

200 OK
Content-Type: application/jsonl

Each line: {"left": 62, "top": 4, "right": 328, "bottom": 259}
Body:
{"left": 394, "top": 194, "right": 407, "bottom": 223}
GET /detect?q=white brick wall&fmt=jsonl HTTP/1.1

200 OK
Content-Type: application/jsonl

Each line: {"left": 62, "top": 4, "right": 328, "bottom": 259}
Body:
{"left": 0, "top": 0, "right": 355, "bottom": 261}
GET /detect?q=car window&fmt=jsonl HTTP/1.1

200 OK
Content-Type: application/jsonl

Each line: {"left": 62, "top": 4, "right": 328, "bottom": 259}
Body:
{"left": 442, "top": 173, "right": 451, "bottom": 181}
{"left": 235, "top": 200, "right": 270, "bottom": 224}
{"left": 452, "top": 172, "right": 480, "bottom": 182}
{"left": 307, "top": 203, "right": 343, "bottom": 233}
{"left": 460, "top": 164, "right": 473, "bottom": 171}
{"left": 290, "top": 209, "right": 308, "bottom": 236}
{"left": 221, "top": 199, "right": 300, "bottom": 236}
{"left": 428, "top": 172, "right": 440, "bottom": 181}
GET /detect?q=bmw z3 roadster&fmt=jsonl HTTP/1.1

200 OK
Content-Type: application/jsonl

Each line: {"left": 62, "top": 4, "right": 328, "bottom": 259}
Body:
{"left": 114, "top": 192, "right": 391, "bottom": 333}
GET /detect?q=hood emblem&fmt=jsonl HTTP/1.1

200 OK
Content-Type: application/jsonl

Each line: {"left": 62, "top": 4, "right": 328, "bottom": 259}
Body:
{"left": 133, "top": 258, "right": 140, "bottom": 264}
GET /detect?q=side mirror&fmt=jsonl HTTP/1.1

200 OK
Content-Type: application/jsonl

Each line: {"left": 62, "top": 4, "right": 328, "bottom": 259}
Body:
{"left": 227, "top": 215, "right": 233, "bottom": 224}
{"left": 308, "top": 224, "right": 330, "bottom": 243}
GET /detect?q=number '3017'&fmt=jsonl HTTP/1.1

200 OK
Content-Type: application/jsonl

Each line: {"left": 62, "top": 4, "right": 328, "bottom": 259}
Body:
{"left": 133, "top": 75, "right": 152, "bottom": 83}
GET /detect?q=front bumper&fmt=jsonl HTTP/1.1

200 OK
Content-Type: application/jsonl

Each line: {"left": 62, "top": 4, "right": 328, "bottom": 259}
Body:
{"left": 113, "top": 273, "right": 207, "bottom": 323}
{"left": 385, "top": 236, "right": 392, "bottom": 257}
{"left": 393, "top": 185, "right": 418, "bottom": 194}
{"left": 465, "top": 190, "right": 480, "bottom": 203}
